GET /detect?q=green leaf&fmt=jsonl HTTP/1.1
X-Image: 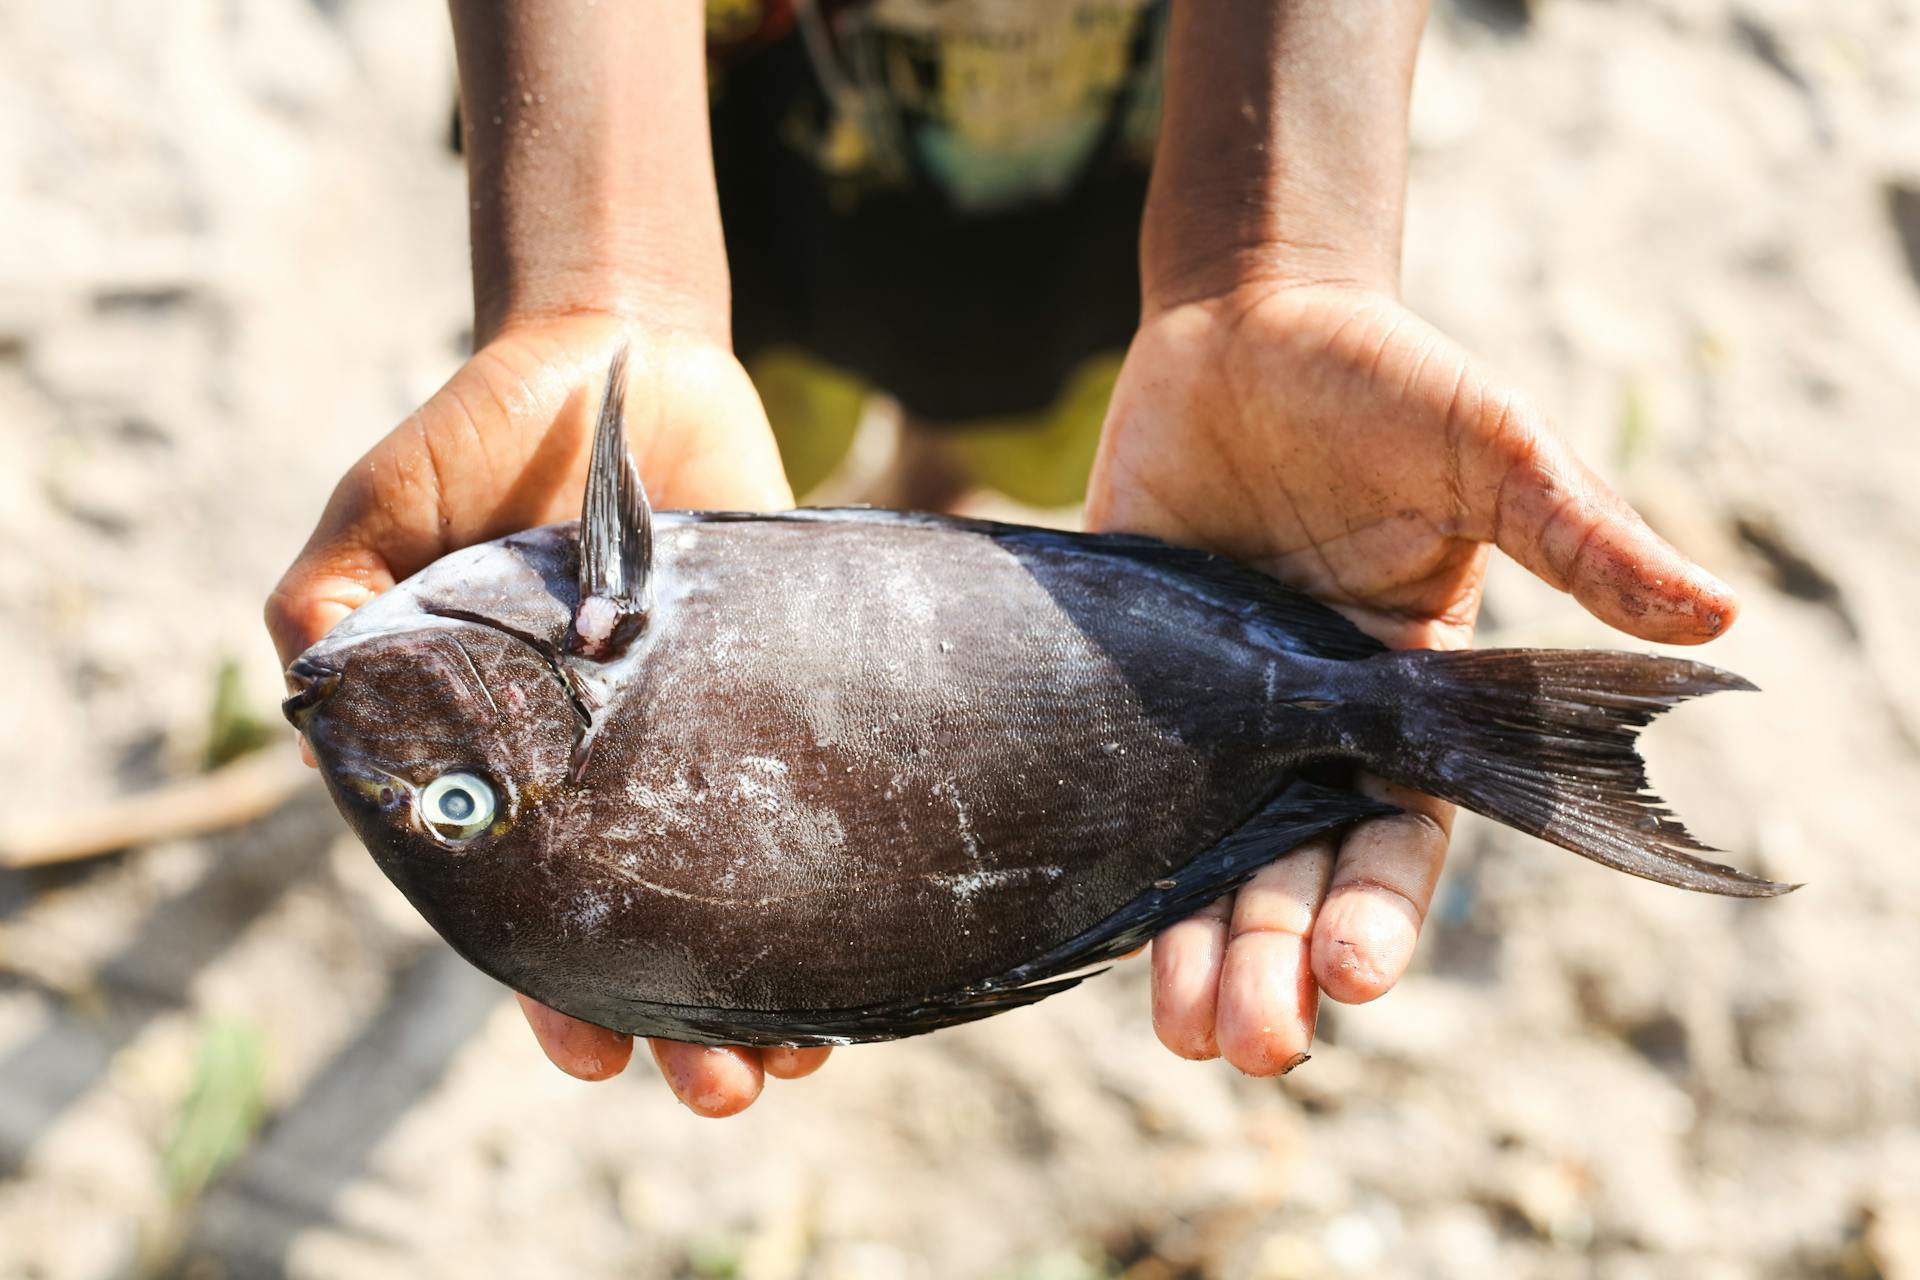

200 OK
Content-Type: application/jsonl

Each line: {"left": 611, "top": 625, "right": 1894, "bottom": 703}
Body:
{"left": 1001, "top": 1246, "right": 1118, "bottom": 1280}
{"left": 686, "top": 1232, "right": 744, "bottom": 1278}
{"left": 206, "top": 657, "right": 273, "bottom": 768}
{"left": 163, "top": 1017, "right": 268, "bottom": 1202}
{"left": 1616, "top": 380, "right": 1656, "bottom": 468}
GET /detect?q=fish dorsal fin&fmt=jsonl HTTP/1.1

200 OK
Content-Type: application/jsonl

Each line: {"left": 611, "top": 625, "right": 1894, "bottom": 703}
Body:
{"left": 670, "top": 507, "right": 1391, "bottom": 661}
{"left": 573, "top": 344, "right": 653, "bottom": 656}
{"left": 1053, "top": 532, "right": 1389, "bottom": 661}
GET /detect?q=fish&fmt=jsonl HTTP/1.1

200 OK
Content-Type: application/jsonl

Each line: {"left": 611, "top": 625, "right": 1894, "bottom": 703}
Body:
{"left": 282, "top": 348, "right": 1794, "bottom": 1047}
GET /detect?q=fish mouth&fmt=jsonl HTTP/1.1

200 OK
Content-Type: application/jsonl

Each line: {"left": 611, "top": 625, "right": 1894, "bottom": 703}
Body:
{"left": 281, "top": 657, "right": 343, "bottom": 727}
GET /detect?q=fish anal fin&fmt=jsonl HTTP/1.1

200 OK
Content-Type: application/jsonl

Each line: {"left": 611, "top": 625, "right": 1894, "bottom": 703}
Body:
{"left": 990, "top": 776, "right": 1399, "bottom": 990}
{"left": 597, "top": 972, "right": 1099, "bottom": 1048}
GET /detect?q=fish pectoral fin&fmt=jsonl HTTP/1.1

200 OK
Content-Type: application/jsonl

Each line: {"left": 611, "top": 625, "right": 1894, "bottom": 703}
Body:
{"left": 988, "top": 777, "right": 1400, "bottom": 990}
{"left": 574, "top": 343, "right": 653, "bottom": 656}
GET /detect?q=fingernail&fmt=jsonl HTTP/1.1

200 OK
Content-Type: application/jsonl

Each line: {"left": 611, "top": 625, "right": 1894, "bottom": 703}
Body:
{"left": 1281, "top": 1052, "right": 1311, "bottom": 1075}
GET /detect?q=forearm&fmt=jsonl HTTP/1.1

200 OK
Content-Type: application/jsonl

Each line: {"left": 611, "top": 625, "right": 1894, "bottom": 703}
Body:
{"left": 1142, "top": 0, "right": 1428, "bottom": 309}
{"left": 451, "top": 0, "right": 728, "bottom": 345}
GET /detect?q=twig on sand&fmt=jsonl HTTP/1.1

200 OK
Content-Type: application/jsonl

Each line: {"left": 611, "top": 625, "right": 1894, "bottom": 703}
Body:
{"left": 0, "top": 746, "right": 315, "bottom": 869}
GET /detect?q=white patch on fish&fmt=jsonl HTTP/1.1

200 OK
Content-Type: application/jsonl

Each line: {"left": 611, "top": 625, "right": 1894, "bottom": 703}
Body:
{"left": 933, "top": 777, "right": 982, "bottom": 860}
{"left": 732, "top": 771, "right": 784, "bottom": 815}
{"left": 574, "top": 595, "right": 621, "bottom": 648}
{"left": 934, "top": 865, "right": 1063, "bottom": 904}
{"left": 570, "top": 887, "right": 613, "bottom": 933}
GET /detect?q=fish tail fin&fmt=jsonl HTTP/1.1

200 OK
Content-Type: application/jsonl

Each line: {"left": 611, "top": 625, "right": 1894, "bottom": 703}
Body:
{"left": 1371, "top": 649, "right": 1794, "bottom": 897}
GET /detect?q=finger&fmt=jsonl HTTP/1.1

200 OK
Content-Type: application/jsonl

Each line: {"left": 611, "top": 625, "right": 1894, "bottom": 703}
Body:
{"left": 1151, "top": 897, "right": 1233, "bottom": 1060}
{"left": 1312, "top": 777, "right": 1451, "bottom": 1005}
{"left": 761, "top": 1046, "right": 832, "bottom": 1080}
{"left": 1214, "top": 837, "right": 1337, "bottom": 1076}
{"left": 263, "top": 384, "right": 496, "bottom": 669}
{"left": 515, "top": 994, "right": 633, "bottom": 1081}
{"left": 265, "top": 534, "right": 395, "bottom": 666}
{"left": 648, "top": 1040, "right": 765, "bottom": 1117}
{"left": 1469, "top": 391, "right": 1737, "bottom": 644}
{"left": 263, "top": 434, "right": 437, "bottom": 667}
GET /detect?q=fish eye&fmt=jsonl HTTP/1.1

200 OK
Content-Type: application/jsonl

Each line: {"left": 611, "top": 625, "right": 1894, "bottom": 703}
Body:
{"left": 419, "top": 771, "right": 498, "bottom": 842}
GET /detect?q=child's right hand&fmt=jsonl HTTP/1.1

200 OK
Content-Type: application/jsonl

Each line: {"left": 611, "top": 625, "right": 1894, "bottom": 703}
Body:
{"left": 266, "top": 312, "right": 825, "bottom": 1116}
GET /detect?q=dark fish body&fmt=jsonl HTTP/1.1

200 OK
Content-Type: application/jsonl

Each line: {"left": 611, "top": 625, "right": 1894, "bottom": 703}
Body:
{"left": 284, "top": 353, "right": 1790, "bottom": 1046}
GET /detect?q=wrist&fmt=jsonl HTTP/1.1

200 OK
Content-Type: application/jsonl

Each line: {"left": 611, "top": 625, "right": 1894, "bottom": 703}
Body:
{"left": 473, "top": 256, "right": 731, "bottom": 351}
{"left": 476, "top": 307, "right": 739, "bottom": 379}
{"left": 1139, "top": 204, "right": 1401, "bottom": 317}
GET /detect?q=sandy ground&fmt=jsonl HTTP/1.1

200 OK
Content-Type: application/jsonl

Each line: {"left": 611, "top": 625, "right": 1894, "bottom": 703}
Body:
{"left": 2, "top": 1, "right": 1919, "bottom": 1276}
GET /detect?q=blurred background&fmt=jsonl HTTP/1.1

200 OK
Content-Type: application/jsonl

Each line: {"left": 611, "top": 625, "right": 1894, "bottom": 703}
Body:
{"left": 2, "top": 0, "right": 1918, "bottom": 1276}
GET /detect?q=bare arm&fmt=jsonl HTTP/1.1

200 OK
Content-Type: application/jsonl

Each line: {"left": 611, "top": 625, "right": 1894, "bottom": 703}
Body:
{"left": 1142, "top": 0, "right": 1426, "bottom": 306}
{"left": 451, "top": 0, "right": 730, "bottom": 343}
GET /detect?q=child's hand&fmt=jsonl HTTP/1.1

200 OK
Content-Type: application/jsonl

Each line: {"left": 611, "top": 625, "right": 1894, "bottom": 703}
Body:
{"left": 266, "top": 312, "right": 824, "bottom": 1116}
{"left": 1087, "top": 281, "right": 1737, "bottom": 1075}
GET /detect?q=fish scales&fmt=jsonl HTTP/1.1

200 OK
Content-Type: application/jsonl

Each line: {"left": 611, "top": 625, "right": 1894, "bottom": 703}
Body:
{"left": 576, "top": 517, "right": 1298, "bottom": 1012}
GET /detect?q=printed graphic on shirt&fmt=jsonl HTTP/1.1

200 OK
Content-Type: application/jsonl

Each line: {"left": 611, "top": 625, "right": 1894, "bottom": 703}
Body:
{"left": 707, "top": 0, "right": 795, "bottom": 56}
{"left": 713, "top": 0, "right": 1165, "bottom": 210}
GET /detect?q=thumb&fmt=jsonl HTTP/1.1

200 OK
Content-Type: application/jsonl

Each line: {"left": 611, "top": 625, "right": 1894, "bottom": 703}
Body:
{"left": 1470, "top": 394, "right": 1737, "bottom": 644}
{"left": 264, "top": 430, "right": 449, "bottom": 667}
{"left": 264, "top": 537, "right": 396, "bottom": 667}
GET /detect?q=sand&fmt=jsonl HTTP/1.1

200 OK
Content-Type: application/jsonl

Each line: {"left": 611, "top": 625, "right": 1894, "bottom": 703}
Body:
{"left": 1, "top": 0, "right": 1918, "bottom": 1276}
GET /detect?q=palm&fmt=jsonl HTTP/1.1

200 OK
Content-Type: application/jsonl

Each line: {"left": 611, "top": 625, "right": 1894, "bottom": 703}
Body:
{"left": 1090, "top": 286, "right": 1496, "bottom": 650}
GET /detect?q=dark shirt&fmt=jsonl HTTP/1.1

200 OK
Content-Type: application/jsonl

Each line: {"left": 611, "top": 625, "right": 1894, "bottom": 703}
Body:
{"left": 711, "top": 0, "right": 1167, "bottom": 422}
